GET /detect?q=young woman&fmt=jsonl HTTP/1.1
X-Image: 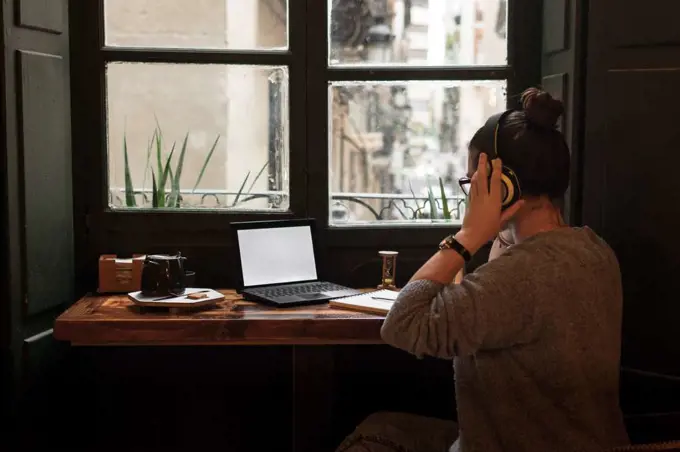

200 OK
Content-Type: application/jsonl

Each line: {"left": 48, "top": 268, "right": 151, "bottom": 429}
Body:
{"left": 337, "top": 88, "right": 629, "bottom": 452}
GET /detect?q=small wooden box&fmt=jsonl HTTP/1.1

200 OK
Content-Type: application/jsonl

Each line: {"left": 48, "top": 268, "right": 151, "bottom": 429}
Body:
{"left": 98, "top": 254, "right": 145, "bottom": 293}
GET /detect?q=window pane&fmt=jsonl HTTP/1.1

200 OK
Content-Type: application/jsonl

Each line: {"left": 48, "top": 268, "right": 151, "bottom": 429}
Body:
{"left": 329, "top": 80, "right": 505, "bottom": 225}
{"left": 107, "top": 63, "right": 289, "bottom": 210}
{"left": 329, "top": 0, "right": 507, "bottom": 66}
{"left": 104, "top": 0, "right": 288, "bottom": 50}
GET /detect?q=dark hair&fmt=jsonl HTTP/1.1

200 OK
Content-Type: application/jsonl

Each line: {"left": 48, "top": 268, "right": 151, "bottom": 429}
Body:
{"left": 469, "top": 87, "right": 570, "bottom": 202}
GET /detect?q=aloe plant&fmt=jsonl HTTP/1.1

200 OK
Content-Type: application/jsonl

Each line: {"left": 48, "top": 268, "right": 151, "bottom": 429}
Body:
{"left": 123, "top": 123, "right": 269, "bottom": 209}
{"left": 122, "top": 124, "right": 219, "bottom": 208}
{"left": 408, "top": 177, "right": 455, "bottom": 220}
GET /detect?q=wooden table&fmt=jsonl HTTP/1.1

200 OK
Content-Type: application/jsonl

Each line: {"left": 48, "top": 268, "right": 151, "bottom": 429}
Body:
{"left": 54, "top": 289, "right": 384, "bottom": 346}
{"left": 54, "top": 290, "right": 385, "bottom": 452}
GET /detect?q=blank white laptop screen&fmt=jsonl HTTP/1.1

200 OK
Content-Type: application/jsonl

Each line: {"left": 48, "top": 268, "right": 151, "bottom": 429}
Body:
{"left": 237, "top": 225, "right": 318, "bottom": 287}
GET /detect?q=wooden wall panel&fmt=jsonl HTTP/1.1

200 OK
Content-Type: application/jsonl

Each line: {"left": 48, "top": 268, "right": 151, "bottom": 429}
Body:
{"left": 2, "top": 0, "right": 72, "bottom": 424}
{"left": 18, "top": 50, "right": 74, "bottom": 316}
{"left": 586, "top": 69, "right": 680, "bottom": 374}
{"left": 16, "top": 0, "right": 64, "bottom": 34}
{"left": 583, "top": 0, "right": 680, "bottom": 377}
{"left": 541, "top": 72, "right": 568, "bottom": 132}
{"left": 541, "top": 0, "right": 585, "bottom": 224}
{"left": 542, "top": 0, "right": 568, "bottom": 54}
{"left": 607, "top": 0, "right": 680, "bottom": 48}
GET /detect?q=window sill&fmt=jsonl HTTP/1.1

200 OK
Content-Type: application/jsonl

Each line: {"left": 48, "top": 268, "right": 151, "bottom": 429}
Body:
{"left": 87, "top": 211, "right": 461, "bottom": 249}
{"left": 323, "top": 224, "right": 460, "bottom": 249}
{"left": 330, "top": 219, "right": 463, "bottom": 228}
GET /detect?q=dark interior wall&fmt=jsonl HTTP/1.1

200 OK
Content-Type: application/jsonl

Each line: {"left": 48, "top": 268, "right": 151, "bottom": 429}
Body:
{"left": 2, "top": 0, "right": 680, "bottom": 450}
{"left": 581, "top": 0, "right": 680, "bottom": 378}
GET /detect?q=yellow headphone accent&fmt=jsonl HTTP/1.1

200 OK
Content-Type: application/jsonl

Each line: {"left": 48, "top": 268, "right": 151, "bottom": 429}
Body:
{"left": 487, "top": 110, "right": 522, "bottom": 210}
{"left": 500, "top": 173, "right": 515, "bottom": 206}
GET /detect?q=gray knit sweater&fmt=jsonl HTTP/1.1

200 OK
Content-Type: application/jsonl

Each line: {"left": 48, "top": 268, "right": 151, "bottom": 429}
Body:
{"left": 381, "top": 227, "right": 629, "bottom": 452}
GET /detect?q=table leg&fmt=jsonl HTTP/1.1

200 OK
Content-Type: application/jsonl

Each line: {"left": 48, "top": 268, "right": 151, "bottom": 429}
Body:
{"left": 292, "top": 345, "right": 335, "bottom": 452}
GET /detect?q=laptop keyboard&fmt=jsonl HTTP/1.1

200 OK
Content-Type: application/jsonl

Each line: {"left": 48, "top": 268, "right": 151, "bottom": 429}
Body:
{"left": 250, "top": 282, "right": 347, "bottom": 298}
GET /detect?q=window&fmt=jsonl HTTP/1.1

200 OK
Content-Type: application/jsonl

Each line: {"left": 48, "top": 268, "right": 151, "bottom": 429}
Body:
{"left": 104, "top": 0, "right": 290, "bottom": 211}
{"left": 327, "top": 0, "right": 508, "bottom": 225}
{"left": 77, "top": 0, "right": 537, "bottom": 238}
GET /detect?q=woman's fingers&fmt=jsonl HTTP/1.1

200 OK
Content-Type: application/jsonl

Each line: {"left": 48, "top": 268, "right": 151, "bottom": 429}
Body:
{"left": 470, "top": 169, "right": 479, "bottom": 199}
{"left": 471, "top": 153, "right": 488, "bottom": 198}
{"left": 473, "top": 153, "right": 503, "bottom": 201}
{"left": 490, "top": 158, "right": 502, "bottom": 201}
{"left": 477, "top": 153, "right": 488, "bottom": 194}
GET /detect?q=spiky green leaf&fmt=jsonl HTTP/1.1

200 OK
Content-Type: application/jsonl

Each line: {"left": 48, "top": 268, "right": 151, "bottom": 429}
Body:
{"left": 427, "top": 181, "right": 438, "bottom": 219}
{"left": 123, "top": 133, "right": 136, "bottom": 207}
{"left": 192, "top": 134, "right": 220, "bottom": 192}
{"left": 141, "top": 129, "right": 155, "bottom": 192}
{"left": 151, "top": 170, "right": 158, "bottom": 208}
{"left": 231, "top": 171, "right": 250, "bottom": 207}
{"left": 247, "top": 160, "right": 269, "bottom": 194}
{"left": 167, "top": 166, "right": 180, "bottom": 208}
{"left": 439, "top": 177, "right": 451, "bottom": 220}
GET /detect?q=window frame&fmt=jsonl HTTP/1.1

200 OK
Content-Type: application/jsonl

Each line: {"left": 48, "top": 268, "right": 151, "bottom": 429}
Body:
{"left": 71, "top": 0, "right": 542, "bottom": 254}
{"left": 72, "top": 0, "right": 308, "bottom": 237}
{"left": 306, "top": 0, "right": 541, "bottom": 248}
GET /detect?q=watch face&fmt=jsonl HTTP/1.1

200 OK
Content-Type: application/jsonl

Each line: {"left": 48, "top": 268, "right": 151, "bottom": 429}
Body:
{"left": 439, "top": 236, "right": 452, "bottom": 249}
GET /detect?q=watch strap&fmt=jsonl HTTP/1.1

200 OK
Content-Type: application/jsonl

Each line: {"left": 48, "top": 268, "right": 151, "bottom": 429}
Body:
{"left": 439, "top": 235, "right": 472, "bottom": 262}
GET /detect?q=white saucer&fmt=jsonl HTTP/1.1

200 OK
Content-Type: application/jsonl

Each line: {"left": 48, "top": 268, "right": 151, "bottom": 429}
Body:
{"left": 127, "top": 288, "right": 225, "bottom": 308}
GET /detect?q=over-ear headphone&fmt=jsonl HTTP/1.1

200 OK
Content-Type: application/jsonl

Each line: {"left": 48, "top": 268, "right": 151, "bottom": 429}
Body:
{"left": 479, "top": 110, "right": 522, "bottom": 210}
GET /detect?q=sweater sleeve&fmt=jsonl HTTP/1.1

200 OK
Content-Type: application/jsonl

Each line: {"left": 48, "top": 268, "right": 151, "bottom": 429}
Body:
{"left": 380, "top": 246, "right": 544, "bottom": 359}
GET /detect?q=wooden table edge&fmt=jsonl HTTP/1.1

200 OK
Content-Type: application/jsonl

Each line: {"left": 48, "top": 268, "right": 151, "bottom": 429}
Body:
{"left": 62, "top": 340, "right": 385, "bottom": 346}
{"left": 53, "top": 290, "right": 387, "bottom": 346}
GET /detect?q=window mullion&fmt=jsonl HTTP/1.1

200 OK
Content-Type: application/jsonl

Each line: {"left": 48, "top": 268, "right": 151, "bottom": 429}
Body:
{"left": 327, "top": 66, "right": 510, "bottom": 82}
{"left": 305, "top": 0, "right": 332, "bottom": 227}
{"left": 102, "top": 48, "right": 294, "bottom": 66}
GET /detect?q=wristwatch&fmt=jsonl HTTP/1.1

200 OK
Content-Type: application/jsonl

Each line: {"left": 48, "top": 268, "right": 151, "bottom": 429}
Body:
{"left": 438, "top": 234, "right": 472, "bottom": 262}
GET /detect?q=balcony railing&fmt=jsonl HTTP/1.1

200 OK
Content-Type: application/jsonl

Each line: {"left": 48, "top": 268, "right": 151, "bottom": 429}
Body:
{"left": 331, "top": 191, "right": 466, "bottom": 222}
{"left": 109, "top": 187, "right": 467, "bottom": 222}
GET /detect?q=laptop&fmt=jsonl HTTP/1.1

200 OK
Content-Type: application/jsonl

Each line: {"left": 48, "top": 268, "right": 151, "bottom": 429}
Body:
{"left": 231, "top": 219, "right": 361, "bottom": 306}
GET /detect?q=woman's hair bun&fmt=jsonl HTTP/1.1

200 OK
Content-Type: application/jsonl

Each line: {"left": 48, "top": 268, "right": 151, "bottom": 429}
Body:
{"left": 520, "top": 87, "right": 564, "bottom": 130}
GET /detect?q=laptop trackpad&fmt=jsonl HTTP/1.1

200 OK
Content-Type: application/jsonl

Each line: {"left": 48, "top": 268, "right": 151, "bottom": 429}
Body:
{"left": 299, "top": 293, "right": 323, "bottom": 300}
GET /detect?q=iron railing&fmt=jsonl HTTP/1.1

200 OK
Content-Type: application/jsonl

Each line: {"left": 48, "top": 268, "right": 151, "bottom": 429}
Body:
{"left": 109, "top": 188, "right": 467, "bottom": 222}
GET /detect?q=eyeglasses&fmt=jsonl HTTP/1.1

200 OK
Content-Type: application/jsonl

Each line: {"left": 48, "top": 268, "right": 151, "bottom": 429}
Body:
{"left": 458, "top": 176, "right": 471, "bottom": 196}
{"left": 458, "top": 175, "right": 509, "bottom": 200}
